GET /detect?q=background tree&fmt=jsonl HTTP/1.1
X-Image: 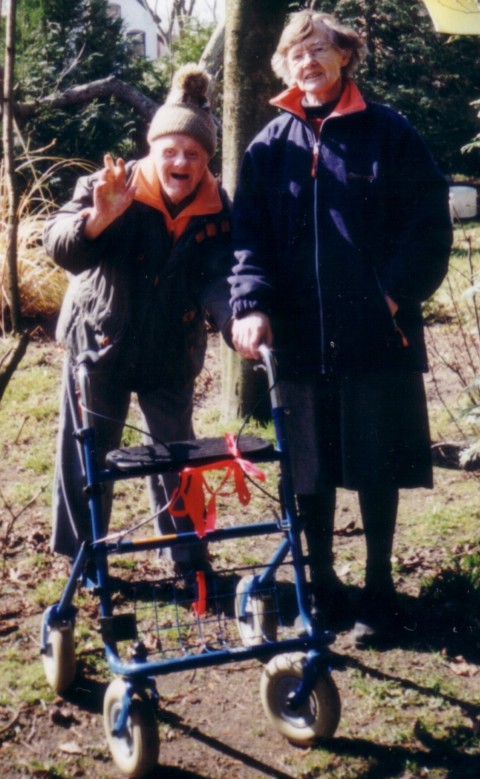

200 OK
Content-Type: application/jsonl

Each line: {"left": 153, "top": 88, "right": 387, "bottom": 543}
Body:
{"left": 1, "top": 0, "right": 30, "bottom": 397}
{"left": 154, "top": 16, "right": 215, "bottom": 90}
{"left": 3, "top": 0, "right": 21, "bottom": 332}
{"left": 136, "top": 0, "right": 222, "bottom": 52}
{"left": 10, "top": 0, "right": 160, "bottom": 200}
{"left": 1, "top": 1, "right": 228, "bottom": 202}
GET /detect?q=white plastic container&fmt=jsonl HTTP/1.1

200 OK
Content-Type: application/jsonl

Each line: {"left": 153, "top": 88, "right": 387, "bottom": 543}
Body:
{"left": 449, "top": 185, "right": 478, "bottom": 220}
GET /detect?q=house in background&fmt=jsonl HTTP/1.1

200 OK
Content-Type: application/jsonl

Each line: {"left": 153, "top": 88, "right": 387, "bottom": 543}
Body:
{"left": 108, "top": 0, "right": 163, "bottom": 60}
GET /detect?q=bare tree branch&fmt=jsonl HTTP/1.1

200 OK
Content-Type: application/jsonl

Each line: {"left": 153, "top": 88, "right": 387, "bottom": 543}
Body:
{"left": 13, "top": 75, "right": 160, "bottom": 122}
{"left": 136, "top": 0, "right": 162, "bottom": 27}
{"left": 10, "top": 13, "right": 226, "bottom": 126}
{"left": 135, "top": 0, "right": 169, "bottom": 48}
{"left": 54, "top": 43, "right": 86, "bottom": 92}
{"left": 199, "top": 20, "right": 225, "bottom": 78}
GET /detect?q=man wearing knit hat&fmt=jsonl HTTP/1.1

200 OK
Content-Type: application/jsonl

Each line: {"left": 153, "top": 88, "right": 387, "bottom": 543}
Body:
{"left": 44, "top": 65, "right": 232, "bottom": 579}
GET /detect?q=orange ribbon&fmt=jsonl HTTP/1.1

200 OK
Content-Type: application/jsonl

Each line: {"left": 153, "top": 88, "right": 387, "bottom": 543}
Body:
{"left": 169, "top": 433, "right": 266, "bottom": 539}
{"left": 193, "top": 570, "right": 207, "bottom": 617}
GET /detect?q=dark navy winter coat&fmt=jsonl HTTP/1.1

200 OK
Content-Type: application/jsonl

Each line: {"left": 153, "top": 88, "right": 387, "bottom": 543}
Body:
{"left": 230, "top": 81, "right": 452, "bottom": 377}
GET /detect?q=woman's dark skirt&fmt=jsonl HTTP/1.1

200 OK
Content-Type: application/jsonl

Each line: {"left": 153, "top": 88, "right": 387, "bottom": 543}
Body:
{"left": 279, "top": 371, "right": 433, "bottom": 495}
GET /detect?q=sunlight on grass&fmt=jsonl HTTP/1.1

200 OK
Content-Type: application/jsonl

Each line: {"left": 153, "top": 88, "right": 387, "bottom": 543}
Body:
{"left": 400, "top": 480, "right": 480, "bottom": 552}
{"left": 32, "top": 574, "right": 68, "bottom": 608}
{"left": 0, "top": 647, "right": 53, "bottom": 705}
{"left": 0, "top": 345, "right": 58, "bottom": 514}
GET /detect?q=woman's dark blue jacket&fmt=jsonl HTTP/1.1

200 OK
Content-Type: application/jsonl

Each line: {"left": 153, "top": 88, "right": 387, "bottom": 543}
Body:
{"left": 230, "top": 82, "right": 452, "bottom": 377}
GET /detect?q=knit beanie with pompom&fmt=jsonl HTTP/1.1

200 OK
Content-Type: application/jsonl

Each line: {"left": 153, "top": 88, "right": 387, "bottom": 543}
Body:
{"left": 147, "top": 64, "right": 217, "bottom": 157}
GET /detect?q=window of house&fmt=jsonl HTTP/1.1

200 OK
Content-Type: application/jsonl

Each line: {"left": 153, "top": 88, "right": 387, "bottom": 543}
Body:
{"left": 127, "top": 30, "right": 146, "bottom": 59}
{"left": 107, "top": 3, "right": 121, "bottom": 19}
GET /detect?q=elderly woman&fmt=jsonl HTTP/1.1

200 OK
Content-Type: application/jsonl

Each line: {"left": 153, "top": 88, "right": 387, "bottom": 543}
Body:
{"left": 44, "top": 65, "right": 232, "bottom": 578}
{"left": 230, "top": 11, "right": 452, "bottom": 647}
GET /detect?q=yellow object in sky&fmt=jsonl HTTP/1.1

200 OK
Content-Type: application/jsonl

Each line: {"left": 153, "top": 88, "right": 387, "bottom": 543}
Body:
{"left": 423, "top": 0, "right": 480, "bottom": 35}
{"left": 422, "top": 0, "right": 480, "bottom": 34}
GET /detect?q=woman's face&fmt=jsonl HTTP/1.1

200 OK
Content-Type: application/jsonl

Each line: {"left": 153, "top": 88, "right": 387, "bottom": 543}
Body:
{"left": 151, "top": 134, "right": 209, "bottom": 204}
{"left": 286, "top": 28, "right": 351, "bottom": 105}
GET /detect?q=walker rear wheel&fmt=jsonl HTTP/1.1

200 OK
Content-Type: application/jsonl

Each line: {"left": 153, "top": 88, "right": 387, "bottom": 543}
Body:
{"left": 260, "top": 652, "right": 341, "bottom": 745}
{"left": 235, "top": 575, "right": 277, "bottom": 647}
{"left": 42, "top": 622, "right": 76, "bottom": 694}
{"left": 103, "top": 678, "right": 159, "bottom": 778}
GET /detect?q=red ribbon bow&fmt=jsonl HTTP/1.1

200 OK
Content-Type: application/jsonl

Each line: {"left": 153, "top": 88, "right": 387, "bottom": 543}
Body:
{"left": 170, "top": 433, "right": 266, "bottom": 539}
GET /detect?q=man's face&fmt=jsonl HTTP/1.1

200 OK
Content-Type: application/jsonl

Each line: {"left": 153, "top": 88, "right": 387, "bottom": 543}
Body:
{"left": 151, "top": 134, "right": 209, "bottom": 204}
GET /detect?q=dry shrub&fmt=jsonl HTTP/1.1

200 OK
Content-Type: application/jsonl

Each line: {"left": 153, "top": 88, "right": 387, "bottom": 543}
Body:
{"left": 1, "top": 152, "right": 96, "bottom": 328}
{"left": 11, "top": 214, "right": 67, "bottom": 320}
{"left": 425, "top": 221, "right": 480, "bottom": 456}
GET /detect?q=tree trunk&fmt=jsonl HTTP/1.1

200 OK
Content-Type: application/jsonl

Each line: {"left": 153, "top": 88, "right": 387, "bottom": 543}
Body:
{"left": 2, "top": 0, "right": 22, "bottom": 333}
{"left": 221, "top": 0, "right": 290, "bottom": 422}
{"left": 222, "top": 0, "right": 289, "bottom": 195}
{"left": 0, "top": 332, "right": 29, "bottom": 402}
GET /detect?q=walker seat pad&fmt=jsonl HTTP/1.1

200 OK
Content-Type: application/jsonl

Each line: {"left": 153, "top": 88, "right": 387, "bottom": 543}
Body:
{"left": 106, "top": 436, "right": 276, "bottom": 475}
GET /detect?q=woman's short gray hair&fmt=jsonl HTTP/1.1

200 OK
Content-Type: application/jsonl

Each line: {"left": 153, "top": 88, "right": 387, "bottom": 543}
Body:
{"left": 271, "top": 11, "right": 367, "bottom": 86}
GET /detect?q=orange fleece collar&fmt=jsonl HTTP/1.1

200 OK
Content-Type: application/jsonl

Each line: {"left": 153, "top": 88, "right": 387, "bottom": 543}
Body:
{"left": 269, "top": 79, "right": 366, "bottom": 122}
{"left": 132, "top": 155, "right": 223, "bottom": 241}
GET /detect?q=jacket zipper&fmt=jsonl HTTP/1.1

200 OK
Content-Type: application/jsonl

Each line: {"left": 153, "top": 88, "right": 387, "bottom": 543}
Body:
{"left": 311, "top": 134, "right": 327, "bottom": 373}
{"left": 311, "top": 140, "right": 319, "bottom": 178}
{"left": 282, "top": 108, "right": 329, "bottom": 373}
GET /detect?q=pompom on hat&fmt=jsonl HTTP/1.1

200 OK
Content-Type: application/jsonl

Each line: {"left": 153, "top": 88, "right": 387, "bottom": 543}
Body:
{"left": 147, "top": 64, "right": 217, "bottom": 157}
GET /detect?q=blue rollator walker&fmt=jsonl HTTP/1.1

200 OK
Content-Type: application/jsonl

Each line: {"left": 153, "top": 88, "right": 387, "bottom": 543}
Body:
{"left": 40, "top": 347, "right": 341, "bottom": 778}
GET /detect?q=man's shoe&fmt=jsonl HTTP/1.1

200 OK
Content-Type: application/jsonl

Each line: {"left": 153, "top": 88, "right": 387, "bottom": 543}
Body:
{"left": 353, "top": 584, "right": 409, "bottom": 648}
{"left": 174, "top": 559, "right": 214, "bottom": 580}
{"left": 173, "top": 560, "right": 217, "bottom": 603}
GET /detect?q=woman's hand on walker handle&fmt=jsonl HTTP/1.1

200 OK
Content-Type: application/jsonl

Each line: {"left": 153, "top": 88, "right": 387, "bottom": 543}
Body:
{"left": 232, "top": 313, "right": 273, "bottom": 360}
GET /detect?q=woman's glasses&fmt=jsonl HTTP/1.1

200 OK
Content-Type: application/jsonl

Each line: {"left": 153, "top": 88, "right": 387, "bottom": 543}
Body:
{"left": 288, "top": 43, "right": 334, "bottom": 64}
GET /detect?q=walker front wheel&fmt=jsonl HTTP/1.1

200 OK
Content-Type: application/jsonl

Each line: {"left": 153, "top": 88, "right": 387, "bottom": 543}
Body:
{"left": 235, "top": 575, "right": 277, "bottom": 647}
{"left": 42, "top": 623, "right": 76, "bottom": 694}
{"left": 260, "top": 652, "right": 341, "bottom": 746}
{"left": 103, "top": 678, "right": 159, "bottom": 778}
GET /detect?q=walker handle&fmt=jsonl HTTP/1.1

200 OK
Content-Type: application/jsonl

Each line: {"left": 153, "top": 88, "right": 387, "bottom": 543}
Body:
{"left": 258, "top": 345, "right": 280, "bottom": 410}
{"left": 76, "top": 362, "right": 94, "bottom": 429}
